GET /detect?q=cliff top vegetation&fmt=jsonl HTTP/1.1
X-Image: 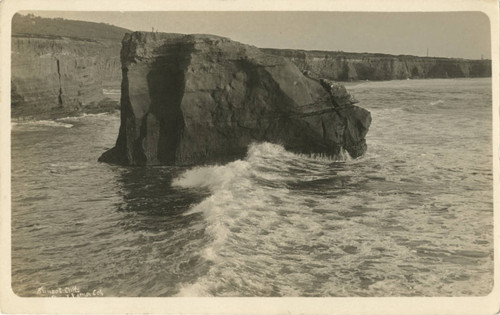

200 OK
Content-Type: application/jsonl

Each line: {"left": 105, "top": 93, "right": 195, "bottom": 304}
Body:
{"left": 12, "top": 13, "right": 130, "bottom": 42}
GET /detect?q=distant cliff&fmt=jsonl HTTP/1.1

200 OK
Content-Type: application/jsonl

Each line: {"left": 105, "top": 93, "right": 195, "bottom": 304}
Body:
{"left": 262, "top": 49, "right": 491, "bottom": 81}
{"left": 11, "top": 14, "right": 129, "bottom": 118}
{"left": 99, "top": 32, "right": 371, "bottom": 166}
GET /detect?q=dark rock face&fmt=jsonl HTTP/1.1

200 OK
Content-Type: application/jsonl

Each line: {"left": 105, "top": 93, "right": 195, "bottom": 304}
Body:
{"left": 263, "top": 49, "right": 492, "bottom": 81}
{"left": 320, "top": 79, "right": 370, "bottom": 158}
{"left": 99, "top": 32, "right": 371, "bottom": 166}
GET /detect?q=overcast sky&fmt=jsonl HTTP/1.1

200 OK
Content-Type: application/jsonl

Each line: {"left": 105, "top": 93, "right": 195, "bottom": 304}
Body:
{"left": 24, "top": 11, "right": 491, "bottom": 59}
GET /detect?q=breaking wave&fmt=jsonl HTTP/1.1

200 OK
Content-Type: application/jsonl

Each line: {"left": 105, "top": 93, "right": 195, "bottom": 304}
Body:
{"left": 172, "top": 142, "right": 352, "bottom": 296}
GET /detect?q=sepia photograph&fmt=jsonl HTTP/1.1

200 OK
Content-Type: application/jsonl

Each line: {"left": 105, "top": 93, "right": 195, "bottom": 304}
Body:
{"left": 1, "top": 0, "right": 499, "bottom": 314}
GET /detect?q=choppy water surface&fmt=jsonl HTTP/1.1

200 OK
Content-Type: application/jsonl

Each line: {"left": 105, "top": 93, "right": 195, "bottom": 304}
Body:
{"left": 11, "top": 78, "right": 493, "bottom": 297}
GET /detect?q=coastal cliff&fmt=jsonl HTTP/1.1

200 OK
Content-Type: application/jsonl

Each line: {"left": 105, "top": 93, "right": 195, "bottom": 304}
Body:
{"left": 11, "top": 15, "right": 491, "bottom": 120}
{"left": 99, "top": 32, "right": 371, "bottom": 166}
{"left": 263, "top": 49, "right": 492, "bottom": 81}
{"left": 11, "top": 14, "right": 129, "bottom": 118}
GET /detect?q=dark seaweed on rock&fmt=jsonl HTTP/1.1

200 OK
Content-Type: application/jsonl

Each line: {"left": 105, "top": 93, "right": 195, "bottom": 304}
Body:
{"left": 99, "top": 32, "right": 372, "bottom": 166}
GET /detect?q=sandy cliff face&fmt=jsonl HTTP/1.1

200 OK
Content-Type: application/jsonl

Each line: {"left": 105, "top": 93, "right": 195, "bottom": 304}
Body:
{"left": 11, "top": 36, "right": 122, "bottom": 117}
{"left": 11, "top": 14, "right": 129, "bottom": 118}
{"left": 99, "top": 32, "right": 371, "bottom": 166}
{"left": 263, "top": 49, "right": 492, "bottom": 81}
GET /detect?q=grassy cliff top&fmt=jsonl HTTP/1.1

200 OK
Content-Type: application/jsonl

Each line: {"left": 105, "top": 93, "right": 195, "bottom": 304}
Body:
{"left": 12, "top": 13, "right": 130, "bottom": 42}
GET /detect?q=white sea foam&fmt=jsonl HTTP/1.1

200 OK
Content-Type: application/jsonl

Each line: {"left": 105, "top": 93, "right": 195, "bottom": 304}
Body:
{"left": 171, "top": 142, "right": 353, "bottom": 296}
{"left": 12, "top": 119, "right": 74, "bottom": 129}
{"left": 56, "top": 112, "right": 118, "bottom": 122}
{"left": 173, "top": 158, "right": 253, "bottom": 264}
{"left": 429, "top": 99, "right": 445, "bottom": 106}
{"left": 49, "top": 162, "right": 91, "bottom": 172}
{"left": 173, "top": 144, "right": 289, "bottom": 264}
{"left": 11, "top": 112, "right": 121, "bottom": 130}
{"left": 173, "top": 160, "right": 251, "bottom": 191}
{"left": 175, "top": 280, "right": 212, "bottom": 297}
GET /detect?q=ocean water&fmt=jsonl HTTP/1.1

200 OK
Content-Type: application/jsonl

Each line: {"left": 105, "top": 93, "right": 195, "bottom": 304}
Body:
{"left": 11, "top": 78, "right": 493, "bottom": 297}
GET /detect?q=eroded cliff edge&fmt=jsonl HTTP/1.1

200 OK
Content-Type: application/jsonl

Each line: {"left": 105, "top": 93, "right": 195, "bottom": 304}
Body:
{"left": 99, "top": 32, "right": 371, "bottom": 166}
{"left": 263, "top": 49, "right": 491, "bottom": 81}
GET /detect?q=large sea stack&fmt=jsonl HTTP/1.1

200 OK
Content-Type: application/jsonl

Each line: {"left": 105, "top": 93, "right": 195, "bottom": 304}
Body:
{"left": 99, "top": 32, "right": 372, "bottom": 166}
